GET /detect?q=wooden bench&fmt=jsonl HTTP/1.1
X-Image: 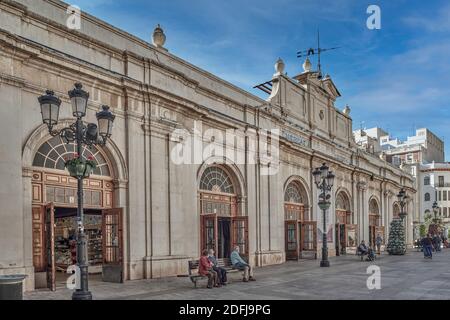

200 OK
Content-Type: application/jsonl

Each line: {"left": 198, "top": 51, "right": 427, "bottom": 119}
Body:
{"left": 188, "top": 258, "right": 240, "bottom": 288}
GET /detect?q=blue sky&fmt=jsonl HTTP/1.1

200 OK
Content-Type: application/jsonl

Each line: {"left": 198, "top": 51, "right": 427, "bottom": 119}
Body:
{"left": 73, "top": 0, "right": 450, "bottom": 159}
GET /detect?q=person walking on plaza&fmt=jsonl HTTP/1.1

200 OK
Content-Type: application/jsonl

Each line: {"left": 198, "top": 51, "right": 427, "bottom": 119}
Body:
{"left": 432, "top": 234, "right": 441, "bottom": 252}
{"left": 422, "top": 234, "right": 433, "bottom": 259}
{"left": 375, "top": 234, "right": 383, "bottom": 255}
{"left": 208, "top": 249, "right": 227, "bottom": 285}
{"left": 436, "top": 234, "right": 442, "bottom": 252}
{"left": 199, "top": 249, "right": 219, "bottom": 288}
{"left": 230, "top": 246, "right": 255, "bottom": 282}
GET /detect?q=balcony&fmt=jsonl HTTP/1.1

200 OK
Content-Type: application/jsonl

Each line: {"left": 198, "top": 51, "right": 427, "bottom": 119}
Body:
{"left": 436, "top": 183, "right": 450, "bottom": 188}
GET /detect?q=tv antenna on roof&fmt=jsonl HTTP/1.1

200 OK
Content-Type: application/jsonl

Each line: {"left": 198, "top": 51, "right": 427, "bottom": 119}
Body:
{"left": 296, "top": 29, "right": 340, "bottom": 79}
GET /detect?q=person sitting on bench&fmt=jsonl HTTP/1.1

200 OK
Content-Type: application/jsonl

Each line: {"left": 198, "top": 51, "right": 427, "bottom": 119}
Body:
{"left": 230, "top": 246, "right": 255, "bottom": 282}
{"left": 199, "top": 249, "right": 219, "bottom": 289}
{"left": 208, "top": 249, "right": 227, "bottom": 285}
{"left": 357, "top": 240, "right": 369, "bottom": 257}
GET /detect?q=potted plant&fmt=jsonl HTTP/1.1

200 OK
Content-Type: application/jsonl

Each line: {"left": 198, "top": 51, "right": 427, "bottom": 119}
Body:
{"left": 64, "top": 153, "right": 96, "bottom": 178}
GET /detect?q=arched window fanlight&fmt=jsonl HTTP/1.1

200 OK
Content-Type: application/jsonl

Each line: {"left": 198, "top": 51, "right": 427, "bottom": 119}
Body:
{"left": 284, "top": 182, "right": 303, "bottom": 203}
{"left": 200, "top": 167, "right": 235, "bottom": 194}
{"left": 32, "top": 136, "right": 111, "bottom": 177}
{"left": 336, "top": 192, "right": 350, "bottom": 211}
{"left": 369, "top": 199, "right": 380, "bottom": 214}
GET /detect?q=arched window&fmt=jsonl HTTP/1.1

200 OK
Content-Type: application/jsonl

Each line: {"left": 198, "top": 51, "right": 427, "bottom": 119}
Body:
{"left": 199, "top": 166, "right": 235, "bottom": 194}
{"left": 284, "top": 182, "right": 303, "bottom": 203}
{"left": 369, "top": 199, "right": 380, "bottom": 214}
{"left": 424, "top": 193, "right": 431, "bottom": 201}
{"left": 393, "top": 203, "right": 400, "bottom": 218}
{"left": 284, "top": 181, "right": 309, "bottom": 221}
{"left": 336, "top": 192, "right": 351, "bottom": 211}
{"left": 32, "top": 136, "right": 110, "bottom": 176}
{"left": 336, "top": 191, "right": 351, "bottom": 224}
{"left": 369, "top": 198, "right": 380, "bottom": 226}
{"left": 424, "top": 176, "right": 430, "bottom": 185}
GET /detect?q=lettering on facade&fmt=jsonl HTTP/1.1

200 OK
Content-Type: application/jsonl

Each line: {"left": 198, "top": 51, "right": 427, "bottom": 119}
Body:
{"left": 281, "top": 130, "right": 310, "bottom": 148}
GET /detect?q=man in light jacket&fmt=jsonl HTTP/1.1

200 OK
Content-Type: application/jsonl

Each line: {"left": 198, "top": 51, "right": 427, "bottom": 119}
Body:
{"left": 230, "top": 246, "right": 255, "bottom": 282}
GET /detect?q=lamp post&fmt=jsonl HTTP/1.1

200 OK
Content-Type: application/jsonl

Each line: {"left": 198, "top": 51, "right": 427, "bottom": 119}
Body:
{"left": 397, "top": 188, "right": 409, "bottom": 221}
{"left": 38, "top": 83, "right": 115, "bottom": 300}
{"left": 397, "top": 188, "right": 409, "bottom": 246}
{"left": 312, "top": 163, "right": 335, "bottom": 267}
{"left": 432, "top": 201, "right": 441, "bottom": 225}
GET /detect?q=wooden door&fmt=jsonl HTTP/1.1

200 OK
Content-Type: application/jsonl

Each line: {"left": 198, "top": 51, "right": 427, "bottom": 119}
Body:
{"left": 369, "top": 225, "right": 376, "bottom": 248}
{"left": 44, "top": 203, "right": 56, "bottom": 291}
{"left": 285, "top": 221, "right": 299, "bottom": 260}
{"left": 201, "top": 214, "right": 218, "bottom": 254}
{"left": 32, "top": 207, "right": 45, "bottom": 272}
{"left": 335, "top": 224, "right": 340, "bottom": 256}
{"left": 300, "top": 221, "right": 317, "bottom": 258}
{"left": 102, "top": 208, "right": 123, "bottom": 283}
{"left": 231, "top": 217, "right": 248, "bottom": 258}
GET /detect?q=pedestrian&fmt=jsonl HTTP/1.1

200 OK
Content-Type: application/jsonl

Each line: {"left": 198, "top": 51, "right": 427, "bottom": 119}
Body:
{"left": 436, "top": 234, "right": 442, "bottom": 252}
{"left": 375, "top": 233, "right": 383, "bottom": 255}
{"left": 432, "top": 234, "right": 441, "bottom": 252}
{"left": 421, "top": 234, "right": 433, "bottom": 259}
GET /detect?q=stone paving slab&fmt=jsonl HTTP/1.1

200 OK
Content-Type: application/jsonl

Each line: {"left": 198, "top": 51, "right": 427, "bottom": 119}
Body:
{"left": 24, "top": 250, "right": 450, "bottom": 300}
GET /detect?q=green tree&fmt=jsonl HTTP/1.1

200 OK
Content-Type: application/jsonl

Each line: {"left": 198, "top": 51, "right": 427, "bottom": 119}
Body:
{"left": 419, "top": 224, "right": 427, "bottom": 238}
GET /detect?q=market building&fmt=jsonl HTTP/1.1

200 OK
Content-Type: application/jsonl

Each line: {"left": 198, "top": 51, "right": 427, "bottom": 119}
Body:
{"left": 0, "top": 0, "right": 416, "bottom": 292}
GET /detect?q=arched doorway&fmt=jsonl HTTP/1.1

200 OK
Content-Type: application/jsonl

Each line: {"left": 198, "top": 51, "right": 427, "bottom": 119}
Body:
{"left": 198, "top": 166, "right": 247, "bottom": 259}
{"left": 369, "top": 198, "right": 384, "bottom": 248}
{"left": 284, "top": 180, "right": 317, "bottom": 260}
{"left": 335, "top": 191, "right": 356, "bottom": 255}
{"left": 30, "top": 135, "right": 123, "bottom": 290}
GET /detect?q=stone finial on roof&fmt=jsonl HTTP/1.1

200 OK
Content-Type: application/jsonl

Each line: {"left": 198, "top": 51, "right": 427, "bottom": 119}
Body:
{"left": 274, "top": 58, "right": 285, "bottom": 76}
{"left": 302, "top": 57, "right": 312, "bottom": 72}
{"left": 343, "top": 104, "right": 351, "bottom": 116}
{"left": 152, "top": 24, "right": 166, "bottom": 48}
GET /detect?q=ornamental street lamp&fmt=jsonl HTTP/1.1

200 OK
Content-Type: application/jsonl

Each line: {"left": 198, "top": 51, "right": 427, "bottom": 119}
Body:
{"left": 312, "top": 163, "right": 335, "bottom": 267}
{"left": 432, "top": 201, "right": 441, "bottom": 225}
{"left": 38, "top": 83, "right": 115, "bottom": 300}
{"left": 397, "top": 188, "right": 409, "bottom": 221}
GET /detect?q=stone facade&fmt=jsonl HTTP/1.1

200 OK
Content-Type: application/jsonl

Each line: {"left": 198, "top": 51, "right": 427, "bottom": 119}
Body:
{"left": 0, "top": 0, "right": 416, "bottom": 291}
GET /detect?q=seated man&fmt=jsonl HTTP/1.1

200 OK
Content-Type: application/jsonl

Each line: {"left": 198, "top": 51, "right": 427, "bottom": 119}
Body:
{"left": 230, "top": 246, "right": 255, "bottom": 282}
{"left": 208, "top": 249, "right": 227, "bottom": 285}
{"left": 199, "top": 249, "right": 219, "bottom": 289}
{"left": 357, "top": 240, "right": 369, "bottom": 256}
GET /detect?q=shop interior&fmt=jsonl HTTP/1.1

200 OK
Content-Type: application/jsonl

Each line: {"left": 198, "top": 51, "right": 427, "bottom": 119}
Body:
{"left": 53, "top": 207, "right": 103, "bottom": 285}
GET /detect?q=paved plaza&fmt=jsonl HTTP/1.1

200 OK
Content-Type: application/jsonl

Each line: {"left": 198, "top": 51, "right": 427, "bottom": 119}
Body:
{"left": 24, "top": 249, "right": 450, "bottom": 300}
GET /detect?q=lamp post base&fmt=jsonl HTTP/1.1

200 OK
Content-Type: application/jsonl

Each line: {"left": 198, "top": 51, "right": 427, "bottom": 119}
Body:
{"left": 72, "top": 290, "right": 93, "bottom": 300}
{"left": 320, "top": 260, "right": 330, "bottom": 267}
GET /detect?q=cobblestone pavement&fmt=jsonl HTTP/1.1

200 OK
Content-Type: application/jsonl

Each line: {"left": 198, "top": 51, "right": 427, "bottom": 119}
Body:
{"left": 24, "top": 250, "right": 450, "bottom": 300}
